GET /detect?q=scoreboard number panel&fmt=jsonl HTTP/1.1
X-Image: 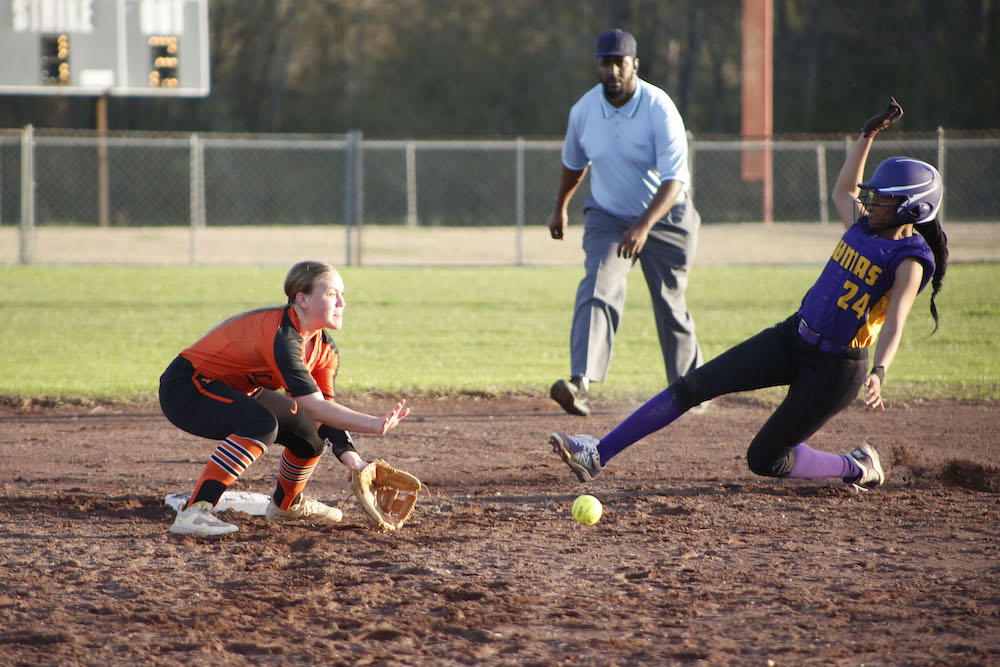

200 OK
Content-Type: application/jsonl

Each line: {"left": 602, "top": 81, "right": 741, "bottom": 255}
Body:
{"left": 0, "top": 0, "right": 209, "bottom": 97}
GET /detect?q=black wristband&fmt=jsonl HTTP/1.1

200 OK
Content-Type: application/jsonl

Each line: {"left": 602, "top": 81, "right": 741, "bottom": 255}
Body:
{"left": 870, "top": 366, "right": 886, "bottom": 383}
{"left": 318, "top": 425, "right": 359, "bottom": 459}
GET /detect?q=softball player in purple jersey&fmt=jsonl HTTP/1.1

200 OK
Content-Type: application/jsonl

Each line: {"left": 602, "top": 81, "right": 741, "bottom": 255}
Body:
{"left": 550, "top": 98, "right": 950, "bottom": 491}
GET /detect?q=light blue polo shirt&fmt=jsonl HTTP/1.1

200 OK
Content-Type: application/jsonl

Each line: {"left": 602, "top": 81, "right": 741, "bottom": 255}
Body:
{"left": 561, "top": 79, "right": 690, "bottom": 219}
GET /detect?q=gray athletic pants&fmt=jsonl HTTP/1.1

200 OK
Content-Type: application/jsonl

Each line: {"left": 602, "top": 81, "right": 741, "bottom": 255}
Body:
{"left": 570, "top": 196, "right": 702, "bottom": 384}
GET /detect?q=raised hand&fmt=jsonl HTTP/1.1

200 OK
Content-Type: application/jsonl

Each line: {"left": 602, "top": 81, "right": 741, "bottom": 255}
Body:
{"left": 862, "top": 97, "right": 903, "bottom": 138}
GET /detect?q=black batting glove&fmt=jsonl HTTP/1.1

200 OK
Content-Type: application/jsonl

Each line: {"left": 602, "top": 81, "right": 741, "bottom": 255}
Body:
{"left": 862, "top": 97, "right": 903, "bottom": 138}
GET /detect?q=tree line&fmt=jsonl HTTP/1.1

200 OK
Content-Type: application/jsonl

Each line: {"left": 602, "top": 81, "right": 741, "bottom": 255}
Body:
{"left": 2, "top": 0, "right": 996, "bottom": 136}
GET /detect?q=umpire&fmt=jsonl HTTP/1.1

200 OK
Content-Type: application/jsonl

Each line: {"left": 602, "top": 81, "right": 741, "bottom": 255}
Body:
{"left": 548, "top": 28, "right": 703, "bottom": 416}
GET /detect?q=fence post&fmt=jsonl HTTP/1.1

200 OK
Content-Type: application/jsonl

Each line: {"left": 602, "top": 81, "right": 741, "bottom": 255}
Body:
{"left": 344, "top": 132, "right": 356, "bottom": 266}
{"left": 937, "top": 126, "right": 946, "bottom": 224}
{"left": 19, "top": 124, "right": 35, "bottom": 265}
{"left": 515, "top": 137, "right": 525, "bottom": 266}
{"left": 763, "top": 135, "right": 773, "bottom": 224}
{"left": 355, "top": 130, "right": 364, "bottom": 266}
{"left": 189, "top": 133, "right": 205, "bottom": 265}
{"left": 96, "top": 94, "right": 110, "bottom": 228}
{"left": 816, "top": 143, "right": 828, "bottom": 224}
{"left": 344, "top": 131, "right": 364, "bottom": 266}
{"left": 406, "top": 140, "right": 417, "bottom": 228}
{"left": 687, "top": 131, "right": 696, "bottom": 203}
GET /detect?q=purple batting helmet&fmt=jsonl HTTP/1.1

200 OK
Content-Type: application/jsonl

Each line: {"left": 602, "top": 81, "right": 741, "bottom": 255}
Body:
{"left": 859, "top": 157, "right": 943, "bottom": 224}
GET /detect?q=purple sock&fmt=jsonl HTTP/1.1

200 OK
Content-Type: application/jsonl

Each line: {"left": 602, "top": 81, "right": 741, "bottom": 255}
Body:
{"left": 788, "top": 443, "right": 859, "bottom": 479}
{"left": 598, "top": 388, "right": 683, "bottom": 464}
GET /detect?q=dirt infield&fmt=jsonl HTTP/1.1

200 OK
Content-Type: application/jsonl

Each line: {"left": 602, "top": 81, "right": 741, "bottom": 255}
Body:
{"left": 1, "top": 394, "right": 998, "bottom": 665}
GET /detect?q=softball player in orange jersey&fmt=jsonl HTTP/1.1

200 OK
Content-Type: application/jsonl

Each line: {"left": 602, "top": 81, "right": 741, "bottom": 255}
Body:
{"left": 159, "top": 260, "right": 409, "bottom": 535}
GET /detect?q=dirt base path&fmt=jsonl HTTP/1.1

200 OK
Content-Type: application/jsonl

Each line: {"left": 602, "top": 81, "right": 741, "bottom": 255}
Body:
{"left": 1, "top": 395, "right": 998, "bottom": 665}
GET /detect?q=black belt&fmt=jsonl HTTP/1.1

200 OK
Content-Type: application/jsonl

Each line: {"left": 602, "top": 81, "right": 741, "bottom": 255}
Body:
{"left": 796, "top": 318, "right": 850, "bottom": 357}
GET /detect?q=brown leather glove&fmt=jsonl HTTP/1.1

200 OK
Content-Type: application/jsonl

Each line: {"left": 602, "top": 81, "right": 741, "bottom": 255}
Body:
{"left": 350, "top": 459, "right": 424, "bottom": 531}
{"left": 862, "top": 97, "right": 903, "bottom": 138}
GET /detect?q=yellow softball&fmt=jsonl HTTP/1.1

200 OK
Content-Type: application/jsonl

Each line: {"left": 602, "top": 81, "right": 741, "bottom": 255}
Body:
{"left": 571, "top": 495, "right": 603, "bottom": 525}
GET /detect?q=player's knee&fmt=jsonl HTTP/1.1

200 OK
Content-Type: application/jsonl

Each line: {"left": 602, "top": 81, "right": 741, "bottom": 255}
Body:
{"left": 668, "top": 377, "right": 700, "bottom": 412}
{"left": 276, "top": 430, "right": 325, "bottom": 459}
{"left": 745, "top": 443, "right": 787, "bottom": 478}
{"left": 275, "top": 416, "right": 325, "bottom": 458}
{"left": 244, "top": 415, "right": 278, "bottom": 447}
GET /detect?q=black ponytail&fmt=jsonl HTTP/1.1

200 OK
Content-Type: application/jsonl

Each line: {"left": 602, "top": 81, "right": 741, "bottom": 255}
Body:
{"left": 914, "top": 219, "right": 948, "bottom": 334}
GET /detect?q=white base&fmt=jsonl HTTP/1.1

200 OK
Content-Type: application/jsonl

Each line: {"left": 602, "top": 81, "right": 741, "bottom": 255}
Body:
{"left": 164, "top": 491, "right": 271, "bottom": 516}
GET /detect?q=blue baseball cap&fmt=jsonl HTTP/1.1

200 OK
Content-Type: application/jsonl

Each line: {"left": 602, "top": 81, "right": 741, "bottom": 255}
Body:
{"left": 595, "top": 29, "right": 637, "bottom": 58}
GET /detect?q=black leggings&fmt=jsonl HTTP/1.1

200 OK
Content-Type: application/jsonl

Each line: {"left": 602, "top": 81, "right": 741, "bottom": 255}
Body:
{"left": 669, "top": 316, "right": 868, "bottom": 477}
{"left": 158, "top": 356, "right": 355, "bottom": 459}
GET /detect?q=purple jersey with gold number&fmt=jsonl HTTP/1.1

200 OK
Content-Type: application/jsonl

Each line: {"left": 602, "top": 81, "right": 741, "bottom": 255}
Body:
{"left": 797, "top": 219, "right": 934, "bottom": 349}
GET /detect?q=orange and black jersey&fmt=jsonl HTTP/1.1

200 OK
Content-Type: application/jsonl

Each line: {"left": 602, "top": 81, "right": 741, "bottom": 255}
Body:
{"left": 179, "top": 306, "right": 339, "bottom": 398}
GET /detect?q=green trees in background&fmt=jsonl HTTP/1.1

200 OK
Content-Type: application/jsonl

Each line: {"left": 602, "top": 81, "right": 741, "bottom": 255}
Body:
{"left": 2, "top": 0, "right": 996, "bottom": 135}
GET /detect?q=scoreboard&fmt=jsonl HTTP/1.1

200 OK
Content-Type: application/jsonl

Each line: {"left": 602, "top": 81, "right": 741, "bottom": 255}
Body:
{"left": 0, "top": 0, "right": 209, "bottom": 96}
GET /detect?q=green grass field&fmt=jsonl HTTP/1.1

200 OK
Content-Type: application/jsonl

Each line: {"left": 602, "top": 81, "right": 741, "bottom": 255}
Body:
{"left": 1, "top": 264, "right": 997, "bottom": 402}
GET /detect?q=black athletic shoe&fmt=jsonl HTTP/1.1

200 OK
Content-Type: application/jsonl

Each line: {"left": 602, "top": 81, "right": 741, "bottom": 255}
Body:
{"left": 550, "top": 377, "right": 591, "bottom": 416}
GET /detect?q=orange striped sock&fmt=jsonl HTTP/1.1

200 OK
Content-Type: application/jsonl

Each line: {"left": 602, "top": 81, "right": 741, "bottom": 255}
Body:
{"left": 188, "top": 435, "right": 268, "bottom": 507}
{"left": 273, "top": 451, "right": 321, "bottom": 510}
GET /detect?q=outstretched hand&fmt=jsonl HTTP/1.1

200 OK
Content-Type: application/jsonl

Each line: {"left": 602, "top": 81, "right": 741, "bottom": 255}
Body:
{"left": 375, "top": 399, "right": 410, "bottom": 435}
{"left": 862, "top": 97, "right": 903, "bottom": 138}
{"left": 862, "top": 375, "right": 885, "bottom": 411}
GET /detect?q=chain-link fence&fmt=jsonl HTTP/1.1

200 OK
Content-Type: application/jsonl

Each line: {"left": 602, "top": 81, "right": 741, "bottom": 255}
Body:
{"left": 2, "top": 127, "right": 997, "bottom": 266}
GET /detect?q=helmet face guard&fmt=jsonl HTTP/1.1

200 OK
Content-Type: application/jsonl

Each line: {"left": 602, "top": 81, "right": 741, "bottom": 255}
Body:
{"left": 858, "top": 157, "right": 942, "bottom": 224}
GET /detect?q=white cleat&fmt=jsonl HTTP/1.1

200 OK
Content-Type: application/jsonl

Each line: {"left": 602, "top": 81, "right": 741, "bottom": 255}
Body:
{"left": 170, "top": 500, "right": 239, "bottom": 536}
{"left": 265, "top": 496, "right": 343, "bottom": 523}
